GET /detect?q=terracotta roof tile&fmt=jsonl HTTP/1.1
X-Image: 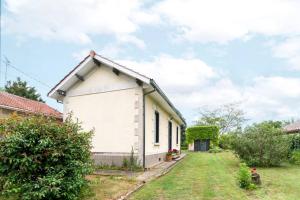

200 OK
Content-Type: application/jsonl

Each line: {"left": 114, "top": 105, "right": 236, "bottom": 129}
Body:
{"left": 284, "top": 121, "right": 300, "bottom": 133}
{"left": 0, "top": 91, "right": 62, "bottom": 118}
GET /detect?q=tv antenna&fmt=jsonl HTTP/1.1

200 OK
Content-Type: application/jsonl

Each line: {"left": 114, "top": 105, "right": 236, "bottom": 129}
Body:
{"left": 3, "top": 56, "right": 10, "bottom": 83}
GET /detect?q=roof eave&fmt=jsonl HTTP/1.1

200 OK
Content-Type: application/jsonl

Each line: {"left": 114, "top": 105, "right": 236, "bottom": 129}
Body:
{"left": 150, "top": 79, "right": 186, "bottom": 125}
{"left": 48, "top": 54, "right": 152, "bottom": 99}
{"left": 0, "top": 104, "right": 62, "bottom": 119}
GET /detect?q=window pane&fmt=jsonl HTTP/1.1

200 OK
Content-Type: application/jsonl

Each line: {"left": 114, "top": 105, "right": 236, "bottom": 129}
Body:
{"left": 155, "top": 111, "right": 159, "bottom": 143}
{"left": 176, "top": 126, "right": 178, "bottom": 144}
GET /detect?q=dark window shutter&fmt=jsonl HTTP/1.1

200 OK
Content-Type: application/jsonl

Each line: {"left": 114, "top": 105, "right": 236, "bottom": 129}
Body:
{"left": 155, "top": 111, "right": 159, "bottom": 143}
{"left": 176, "top": 126, "right": 179, "bottom": 144}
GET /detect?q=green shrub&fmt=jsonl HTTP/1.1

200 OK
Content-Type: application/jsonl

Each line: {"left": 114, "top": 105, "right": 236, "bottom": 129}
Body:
{"left": 122, "top": 158, "right": 129, "bottom": 169}
{"left": 238, "top": 163, "right": 253, "bottom": 189}
{"left": 290, "top": 133, "right": 300, "bottom": 150}
{"left": 181, "top": 141, "right": 188, "bottom": 150}
{"left": 208, "top": 146, "right": 223, "bottom": 153}
{"left": 0, "top": 115, "right": 93, "bottom": 200}
{"left": 219, "top": 133, "right": 236, "bottom": 149}
{"left": 186, "top": 125, "right": 219, "bottom": 146}
{"left": 0, "top": 176, "right": 4, "bottom": 192}
{"left": 290, "top": 150, "right": 300, "bottom": 165}
{"left": 232, "top": 121, "right": 290, "bottom": 167}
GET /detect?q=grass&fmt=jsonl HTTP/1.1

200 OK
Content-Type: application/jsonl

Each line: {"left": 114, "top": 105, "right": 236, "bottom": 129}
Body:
{"left": 82, "top": 175, "right": 137, "bottom": 200}
{"left": 0, "top": 175, "right": 138, "bottom": 200}
{"left": 130, "top": 152, "right": 300, "bottom": 200}
{"left": 1, "top": 152, "right": 299, "bottom": 200}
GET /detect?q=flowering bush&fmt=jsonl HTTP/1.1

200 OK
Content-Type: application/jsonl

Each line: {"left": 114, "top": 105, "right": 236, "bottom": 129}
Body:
{"left": 166, "top": 150, "right": 173, "bottom": 156}
{"left": 172, "top": 149, "right": 179, "bottom": 154}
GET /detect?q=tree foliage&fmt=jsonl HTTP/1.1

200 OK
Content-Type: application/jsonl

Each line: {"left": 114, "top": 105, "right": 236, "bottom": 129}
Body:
{"left": 186, "top": 125, "right": 219, "bottom": 146}
{"left": 196, "top": 102, "right": 247, "bottom": 134}
{"left": 0, "top": 115, "right": 93, "bottom": 200}
{"left": 290, "top": 133, "right": 300, "bottom": 150}
{"left": 232, "top": 121, "right": 290, "bottom": 167}
{"left": 219, "top": 133, "right": 236, "bottom": 149}
{"left": 5, "top": 77, "right": 44, "bottom": 102}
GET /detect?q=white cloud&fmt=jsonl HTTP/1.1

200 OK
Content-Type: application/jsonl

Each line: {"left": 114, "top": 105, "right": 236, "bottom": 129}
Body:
{"left": 118, "top": 55, "right": 217, "bottom": 93}
{"left": 3, "top": 0, "right": 159, "bottom": 46}
{"left": 242, "top": 76, "right": 300, "bottom": 121}
{"left": 118, "top": 55, "right": 300, "bottom": 123}
{"left": 154, "top": 0, "right": 300, "bottom": 43}
{"left": 116, "top": 35, "right": 146, "bottom": 49}
{"left": 272, "top": 36, "right": 300, "bottom": 70}
{"left": 72, "top": 43, "right": 124, "bottom": 61}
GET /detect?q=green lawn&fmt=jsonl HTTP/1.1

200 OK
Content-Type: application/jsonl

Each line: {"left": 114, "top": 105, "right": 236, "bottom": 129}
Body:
{"left": 130, "top": 152, "right": 300, "bottom": 200}
{"left": 0, "top": 175, "right": 138, "bottom": 200}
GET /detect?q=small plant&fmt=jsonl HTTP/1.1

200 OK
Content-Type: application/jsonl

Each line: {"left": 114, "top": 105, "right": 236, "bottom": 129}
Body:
{"left": 290, "top": 150, "right": 300, "bottom": 165}
{"left": 95, "top": 164, "right": 120, "bottom": 170}
{"left": 123, "top": 147, "right": 142, "bottom": 171}
{"left": 172, "top": 149, "right": 179, "bottom": 154}
{"left": 166, "top": 150, "right": 173, "bottom": 162}
{"left": 238, "top": 163, "right": 253, "bottom": 189}
{"left": 122, "top": 158, "right": 129, "bottom": 168}
{"left": 166, "top": 150, "right": 173, "bottom": 156}
{"left": 208, "top": 146, "right": 223, "bottom": 153}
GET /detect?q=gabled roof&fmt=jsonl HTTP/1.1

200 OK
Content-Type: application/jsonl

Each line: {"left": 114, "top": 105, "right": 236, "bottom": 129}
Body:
{"left": 0, "top": 91, "right": 62, "bottom": 119}
{"left": 48, "top": 50, "right": 186, "bottom": 125}
{"left": 284, "top": 121, "right": 300, "bottom": 133}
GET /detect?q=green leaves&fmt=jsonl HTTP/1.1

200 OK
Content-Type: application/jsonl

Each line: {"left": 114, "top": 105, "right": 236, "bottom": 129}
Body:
{"left": 5, "top": 77, "right": 45, "bottom": 102}
{"left": 290, "top": 150, "right": 300, "bottom": 165}
{"left": 232, "top": 121, "right": 290, "bottom": 167}
{"left": 237, "top": 163, "right": 254, "bottom": 189}
{"left": 186, "top": 125, "right": 219, "bottom": 145}
{"left": 0, "top": 115, "right": 93, "bottom": 200}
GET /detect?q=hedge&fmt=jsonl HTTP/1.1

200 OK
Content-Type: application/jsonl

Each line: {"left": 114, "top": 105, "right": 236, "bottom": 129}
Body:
{"left": 0, "top": 115, "right": 93, "bottom": 200}
{"left": 186, "top": 125, "right": 219, "bottom": 145}
{"left": 290, "top": 133, "right": 300, "bottom": 150}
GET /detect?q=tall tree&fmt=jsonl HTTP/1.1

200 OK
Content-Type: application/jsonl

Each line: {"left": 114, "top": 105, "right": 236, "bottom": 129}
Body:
{"left": 5, "top": 77, "right": 45, "bottom": 102}
{"left": 195, "top": 102, "right": 247, "bottom": 134}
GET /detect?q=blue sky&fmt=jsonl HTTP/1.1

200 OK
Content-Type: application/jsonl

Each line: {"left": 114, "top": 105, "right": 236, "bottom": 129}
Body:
{"left": 1, "top": 0, "right": 300, "bottom": 125}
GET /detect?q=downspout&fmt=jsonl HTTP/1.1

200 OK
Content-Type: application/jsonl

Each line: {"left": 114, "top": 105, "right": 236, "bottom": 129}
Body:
{"left": 143, "top": 89, "right": 156, "bottom": 169}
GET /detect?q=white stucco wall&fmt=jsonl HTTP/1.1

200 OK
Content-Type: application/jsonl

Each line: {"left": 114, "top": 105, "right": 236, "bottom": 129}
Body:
{"left": 188, "top": 143, "right": 194, "bottom": 151}
{"left": 144, "top": 95, "right": 181, "bottom": 156}
{"left": 63, "top": 65, "right": 143, "bottom": 153}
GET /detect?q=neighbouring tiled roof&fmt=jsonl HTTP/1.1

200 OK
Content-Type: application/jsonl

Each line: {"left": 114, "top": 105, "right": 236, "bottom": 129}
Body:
{"left": 0, "top": 91, "right": 62, "bottom": 119}
{"left": 284, "top": 121, "right": 300, "bottom": 133}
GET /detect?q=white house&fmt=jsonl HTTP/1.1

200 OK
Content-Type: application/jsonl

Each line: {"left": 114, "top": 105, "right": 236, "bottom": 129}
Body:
{"left": 48, "top": 51, "right": 186, "bottom": 168}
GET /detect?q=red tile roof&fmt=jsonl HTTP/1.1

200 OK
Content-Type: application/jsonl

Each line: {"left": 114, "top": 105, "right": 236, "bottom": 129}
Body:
{"left": 0, "top": 91, "right": 62, "bottom": 119}
{"left": 284, "top": 120, "right": 300, "bottom": 133}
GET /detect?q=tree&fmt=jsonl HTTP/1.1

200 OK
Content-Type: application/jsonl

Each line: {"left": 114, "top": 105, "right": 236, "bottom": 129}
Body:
{"left": 195, "top": 102, "right": 247, "bottom": 134}
{"left": 231, "top": 121, "right": 290, "bottom": 167}
{"left": 5, "top": 77, "right": 44, "bottom": 102}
